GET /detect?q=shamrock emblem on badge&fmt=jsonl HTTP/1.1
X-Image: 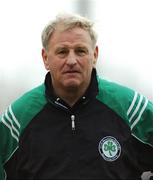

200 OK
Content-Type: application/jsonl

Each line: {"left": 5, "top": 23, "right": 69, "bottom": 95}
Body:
{"left": 98, "top": 136, "right": 121, "bottom": 161}
{"left": 104, "top": 140, "right": 116, "bottom": 156}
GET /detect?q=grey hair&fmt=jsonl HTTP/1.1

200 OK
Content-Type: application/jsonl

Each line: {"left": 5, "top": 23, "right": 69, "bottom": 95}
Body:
{"left": 41, "top": 12, "right": 98, "bottom": 50}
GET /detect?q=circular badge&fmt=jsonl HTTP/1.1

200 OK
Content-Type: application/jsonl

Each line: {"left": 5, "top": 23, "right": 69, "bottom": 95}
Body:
{"left": 98, "top": 136, "right": 121, "bottom": 162}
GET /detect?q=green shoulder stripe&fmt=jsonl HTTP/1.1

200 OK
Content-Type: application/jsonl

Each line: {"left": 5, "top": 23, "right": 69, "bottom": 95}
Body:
{"left": 11, "top": 83, "right": 47, "bottom": 134}
{"left": 96, "top": 76, "right": 134, "bottom": 126}
{"left": 96, "top": 75, "right": 153, "bottom": 147}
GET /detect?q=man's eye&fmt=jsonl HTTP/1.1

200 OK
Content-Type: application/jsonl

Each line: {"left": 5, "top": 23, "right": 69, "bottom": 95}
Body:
{"left": 76, "top": 49, "right": 87, "bottom": 56}
{"left": 56, "top": 49, "right": 68, "bottom": 57}
{"left": 58, "top": 50, "right": 67, "bottom": 54}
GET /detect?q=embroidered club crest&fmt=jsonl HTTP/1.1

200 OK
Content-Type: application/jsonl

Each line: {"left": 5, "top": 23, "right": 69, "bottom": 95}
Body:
{"left": 98, "top": 136, "right": 121, "bottom": 161}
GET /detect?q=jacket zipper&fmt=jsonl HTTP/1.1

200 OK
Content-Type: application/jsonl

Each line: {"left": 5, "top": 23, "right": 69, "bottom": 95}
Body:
{"left": 71, "top": 115, "right": 75, "bottom": 131}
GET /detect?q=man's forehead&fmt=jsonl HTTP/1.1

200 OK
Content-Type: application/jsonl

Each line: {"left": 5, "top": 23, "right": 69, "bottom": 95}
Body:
{"left": 55, "top": 43, "right": 89, "bottom": 49}
{"left": 50, "top": 28, "right": 91, "bottom": 44}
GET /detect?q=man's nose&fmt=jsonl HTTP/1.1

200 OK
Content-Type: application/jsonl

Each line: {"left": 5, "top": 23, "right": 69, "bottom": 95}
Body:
{"left": 66, "top": 51, "right": 77, "bottom": 65}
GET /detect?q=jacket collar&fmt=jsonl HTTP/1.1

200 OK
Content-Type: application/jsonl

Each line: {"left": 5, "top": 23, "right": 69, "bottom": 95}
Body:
{"left": 45, "top": 68, "right": 99, "bottom": 109}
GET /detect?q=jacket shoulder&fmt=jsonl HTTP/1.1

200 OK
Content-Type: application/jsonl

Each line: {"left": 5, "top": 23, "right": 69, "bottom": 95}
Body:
{"left": 6, "top": 84, "right": 47, "bottom": 133}
{"left": 0, "top": 84, "right": 47, "bottom": 176}
{"left": 96, "top": 76, "right": 153, "bottom": 147}
{"left": 97, "top": 76, "right": 134, "bottom": 122}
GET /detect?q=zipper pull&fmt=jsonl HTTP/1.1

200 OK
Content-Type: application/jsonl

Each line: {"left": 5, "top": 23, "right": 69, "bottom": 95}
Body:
{"left": 71, "top": 115, "right": 75, "bottom": 131}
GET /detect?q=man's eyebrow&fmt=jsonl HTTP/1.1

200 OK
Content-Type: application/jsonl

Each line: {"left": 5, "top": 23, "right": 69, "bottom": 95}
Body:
{"left": 76, "top": 46, "right": 87, "bottom": 49}
{"left": 55, "top": 46, "right": 68, "bottom": 51}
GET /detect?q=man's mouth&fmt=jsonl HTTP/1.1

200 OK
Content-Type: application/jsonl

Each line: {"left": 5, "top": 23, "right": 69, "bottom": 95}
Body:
{"left": 64, "top": 70, "right": 79, "bottom": 74}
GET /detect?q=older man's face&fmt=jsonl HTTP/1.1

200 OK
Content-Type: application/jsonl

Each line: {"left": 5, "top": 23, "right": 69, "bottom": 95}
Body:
{"left": 42, "top": 27, "right": 98, "bottom": 93}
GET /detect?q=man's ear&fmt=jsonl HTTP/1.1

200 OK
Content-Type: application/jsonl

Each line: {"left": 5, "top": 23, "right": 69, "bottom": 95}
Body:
{"left": 42, "top": 48, "right": 50, "bottom": 70}
{"left": 93, "top": 46, "right": 98, "bottom": 68}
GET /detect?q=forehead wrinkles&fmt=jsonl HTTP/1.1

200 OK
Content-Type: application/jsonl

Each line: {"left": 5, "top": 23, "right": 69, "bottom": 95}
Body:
{"left": 55, "top": 42, "right": 90, "bottom": 48}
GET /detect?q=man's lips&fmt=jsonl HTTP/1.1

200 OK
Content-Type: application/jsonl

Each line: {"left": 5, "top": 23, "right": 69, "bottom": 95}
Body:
{"left": 63, "top": 70, "right": 80, "bottom": 74}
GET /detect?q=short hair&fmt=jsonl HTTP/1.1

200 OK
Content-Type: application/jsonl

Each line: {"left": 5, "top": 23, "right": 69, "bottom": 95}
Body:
{"left": 41, "top": 12, "right": 98, "bottom": 50}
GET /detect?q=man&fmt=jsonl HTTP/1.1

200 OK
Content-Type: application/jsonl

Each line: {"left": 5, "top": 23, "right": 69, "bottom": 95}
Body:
{"left": 0, "top": 13, "right": 153, "bottom": 180}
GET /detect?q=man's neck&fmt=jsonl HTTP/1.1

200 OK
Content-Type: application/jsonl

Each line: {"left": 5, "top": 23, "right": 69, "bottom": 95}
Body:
{"left": 54, "top": 85, "right": 88, "bottom": 107}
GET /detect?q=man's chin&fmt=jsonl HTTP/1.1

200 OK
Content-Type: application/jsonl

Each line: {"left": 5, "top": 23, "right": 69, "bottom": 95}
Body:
{"left": 63, "top": 81, "right": 80, "bottom": 91}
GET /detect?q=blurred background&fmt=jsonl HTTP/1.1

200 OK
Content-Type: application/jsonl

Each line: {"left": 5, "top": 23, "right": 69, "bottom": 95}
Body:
{"left": 0, "top": 0, "right": 153, "bottom": 112}
{"left": 0, "top": 0, "right": 153, "bottom": 179}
